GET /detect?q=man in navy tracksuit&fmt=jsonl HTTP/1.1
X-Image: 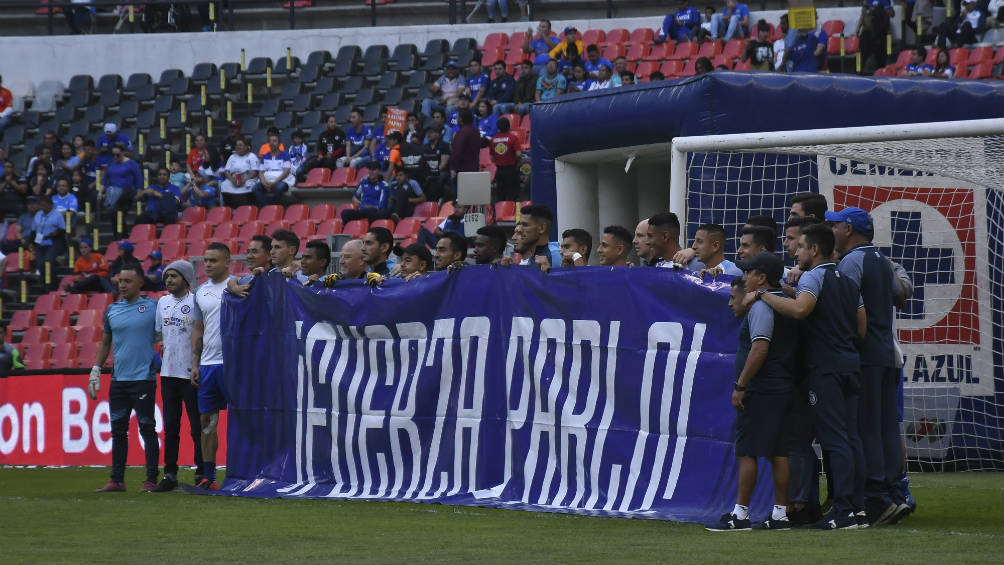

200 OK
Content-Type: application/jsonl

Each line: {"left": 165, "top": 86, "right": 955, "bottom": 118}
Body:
{"left": 760, "top": 223, "right": 867, "bottom": 529}
{"left": 829, "top": 206, "right": 910, "bottom": 525}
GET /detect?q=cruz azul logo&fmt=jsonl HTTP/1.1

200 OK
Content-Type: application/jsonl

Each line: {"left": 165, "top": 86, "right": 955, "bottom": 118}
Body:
{"left": 819, "top": 159, "right": 993, "bottom": 396}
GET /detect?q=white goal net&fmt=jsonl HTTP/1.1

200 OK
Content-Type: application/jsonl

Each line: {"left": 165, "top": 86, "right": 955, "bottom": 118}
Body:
{"left": 670, "top": 118, "right": 1004, "bottom": 471}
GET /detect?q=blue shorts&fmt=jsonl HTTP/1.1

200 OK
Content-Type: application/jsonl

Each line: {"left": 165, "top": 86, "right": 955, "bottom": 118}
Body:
{"left": 198, "top": 364, "right": 228, "bottom": 414}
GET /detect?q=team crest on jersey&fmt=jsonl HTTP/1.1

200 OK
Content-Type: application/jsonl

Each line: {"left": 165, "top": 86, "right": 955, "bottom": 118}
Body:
{"left": 808, "top": 391, "right": 817, "bottom": 406}
{"left": 493, "top": 142, "right": 508, "bottom": 155}
{"left": 181, "top": 305, "right": 191, "bottom": 314}
{"left": 137, "top": 305, "right": 147, "bottom": 313}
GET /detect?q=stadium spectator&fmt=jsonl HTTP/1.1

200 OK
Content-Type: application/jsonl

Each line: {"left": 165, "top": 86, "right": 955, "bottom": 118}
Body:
{"left": 536, "top": 59, "right": 568, "bottom": 101}
{"left": 362, "top": 227, "right": 395, "bottom": 276}
{"left": 695, "top": 57, "right": 715, "bottom": 74}
{"left": 587, "top": 64, "right": 615, "bottom": 90}
{"left": 308, "top": 114, "right": 347, "bottom": 173}
{"left": 584, "top": 45, "right": 613, "bottom": 79}
{"left": 597, "top": 225, "right": 632, "bottom": 266}
{"left": 81, "top": 140, "right": 99, "bottom": 192}
{"left": 759, "top": 223, "right": 866, "bottom": 530}
{"left": 466, "top": 59, "right": 491, "bottom": 106}
{"left": 619, "top": 72, "right": 636, "bottom": 86}
{"left": 524, "top": 20, "right": 560, "bottom": 66}
{"left": 447, "top": 94, "right": 473, "bottom": 135}
{"left": 568, "top": 63, "right": 593, "bottom": 92}
{"left": 476, "top": 100, "right": 499, "bottom": 140}
{"left": 340, "top": 108, "right": 375, "bottom": 169}
{"left": 69, "top": 168, "right": 94, "bottom": 210}
{"left": 560, "top": 228, "right": 592, "bottom": 266}
{"left": 384, "top": 131, "right": 405, "bottom": 176}
{"left": 180, "top": 164, "right": 217, "bottom": 209}
{"left": 485, "top": 0, "right": 508, "bottom": 22}
{"left": 773, "top": 14, "right": 791, "bottom": 70}
{"left": 743, "top": 20, "right": 775, "bottom": 71}
{"left": 738, "top": 226, "right": 776, "bottom": 260}
{"left": 418, "top": 204, "right": 465, "bottom": 249}
{"left": 487, "top": 60, "right": 516, "bottom": 110}
{"left": 899, "top": 47, "right": 933, "bottom": 76}
{"left": 191, "top": 242, "right": 233, "bottom": 490}
{"left": 449, "top": 108, "right": 481, "bottom": 201}
{"left": 187, "top": 134, "right": 216, "bottom": 179}
{"left": 143, "top": 250, "right": 165, "bottom": 292}
{"left": 657, "top": 0, "right": 702, "bottom": 42}
{"left": 0, "top": 326, "right": 24, "bottom": 377}
{"left": 24, "top": 194, "right": 66, "bottom": 271}
{"left": 434, "top": 231, "right": 468, "bottom": 271}
{"left": 633, "top": 219, "right": 653, "bottom": 265}
{"left": 406, "top": 114, "right": 421, "bottom": 148}
{"left": 256, "top": 133, "right": 292, "bottom": 207}
{"left": 782, "top": 28, "right": 824, "bottom": 72}
{"left": 789, "top": 192, "right": 828, "bottom": 219}
{"left": 256, "top": 127, "right": 285, "bottom": 158}
{"left": 54, "top": 142, "right": 81, "bottom": 184}
{"left": 169, "top": 160, "right": 189, "bottom": 192}
{"left": 549, "top": 26, "right": 584, "bottom": 61}
{"left": 151, "top": 260, "right": 203, "bottom": 493}
{"left": 390, "top": 168, "right": 427, "bottom": 219}
{"left": 300, "top": 240, "right": 332, "bottom": 285}
{"left": 473, "top": 225, "right": 507, "bottom": 264}
{"left": 990, "top": 0, "right": 1004, "bottom": 27}
{"left": 695, "top": 5, "right": 717, "bottom": 42}
{"left": 857, "top": 0, "right": 893, "bottom": 71}
{"left": 489, "top": 118, "right": 521, "bottom": 203}
{"left": 97, "top": 123, "right": 133, "bottom": 162}
{"left": 338, "top": 239, "right": 369, "bottom": 279}
{"left": 52, "top": 178, "right": 79, "bottom": 226}
{"left": 90, "top": 264, "right": 161, "bottom": 493}
{"left": 934, "top": 0, "right": 984, "bottom": 47}
{"left": 69, "top": 237, "right": 113, "bottom": 294}
{"left": 828, "top": 206, "right": 906, "bottom": 525}
{"left": 1, "top": 160, "right": 27, "bottom": 211}
{"left": 610, "top": 57, "right": 630, "bottom": 86}
{"left": 518, "top": 204, "right": 561, "bottom": 269}
{"left": 342, "top": 166, "right": 392, "bottom": 223}
{"left": 431, "top": 109, "right": 454, "bottom": 143}
{"left": 710, "top": 0, "right": 750, "bottom": 40}
{"left": 0, "top": 74, "right": 13, "bottom": 132}
{"left": 707, "top": 253, "right": 795, "bottom": 531}
{"left": 109, "top": 240, "right": 142, "bottom": 287}
{"left": 398, "top": 243, "right": 432, "bottom": 280}
{"left": 218, "top": 120, "right": 243, "bottom": 165}
{"left": 422, "top": 61, "right": 467, "bottom": 119}
{"left": 421, "top": 127, "right": 451, "bottom": 202}
{"left": 692, "top": 223, "right": 742, "bottom": 275}
{"left": 101, "top": 143, "right": 143, "bottom": 214}
{"left": 930, "top": 48, "right": 956, "bottom": 77}
{"left": 496, "top": 60, "right": 537, "bottom": 116}
{"left": 219, "top": 138, "right": 259, "bottom": 207}
{"left": 135, "top": 167, "right": 181, "bottom": 225}
{"left": 287, "top": 129, "right": 310, "bottom": 180}
{"left": 28, "top": 159, "right": 53, "bottom": 199}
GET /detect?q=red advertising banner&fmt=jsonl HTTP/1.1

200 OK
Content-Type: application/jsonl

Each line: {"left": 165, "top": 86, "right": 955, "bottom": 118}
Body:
{"left": 0, "top": 373, "right": 227, "bottom": 466}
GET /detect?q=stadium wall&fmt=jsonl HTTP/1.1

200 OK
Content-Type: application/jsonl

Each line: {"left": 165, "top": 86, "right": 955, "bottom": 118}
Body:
{"left": 4, "top": 7, "right": 884, "bottom": 104}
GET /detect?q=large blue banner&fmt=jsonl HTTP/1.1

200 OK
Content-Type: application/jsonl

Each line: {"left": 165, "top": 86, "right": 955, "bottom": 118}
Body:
{"left": 218, "top": 267, "right": 774, "bottom": 522}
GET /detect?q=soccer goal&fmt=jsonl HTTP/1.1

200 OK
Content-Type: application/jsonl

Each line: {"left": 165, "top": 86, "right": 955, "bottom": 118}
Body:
{"left": 668, "top": 118, "right": 1004, "bottom": 471}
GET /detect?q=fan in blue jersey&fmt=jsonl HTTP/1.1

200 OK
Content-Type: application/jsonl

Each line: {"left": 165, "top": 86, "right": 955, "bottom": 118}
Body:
{"left": 657, "top": 0, "right": 702, "bottom": 42}
{"left": 899, "top": 47, "right": 935, "bottom": 76}
{"left": 339, "top": 108, "right": 375, "bottom": 169}
{"left": 465, "top": 59, "right": 491, "bottom": 106}
{"left": 583, "top": 44, "right": 613, "bottom": 78}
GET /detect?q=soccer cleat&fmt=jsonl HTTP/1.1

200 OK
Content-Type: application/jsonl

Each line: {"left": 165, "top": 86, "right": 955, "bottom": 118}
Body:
{"left": 758, "top": 516, "right": 791, "bottom": 530}
{"left": 855, "top": 511, "right": 870, "bottom": 529}
{"left": 196, "top": 478, "right": 219, "bottom": 491}
{"left": 94, "top": 481, "right": 126, "bottom": 493}
{"left": 140, "top": 481, "right": 157, "bottom": 493}
{"left": 194, "top": 475, "right": 204, "bottom": 486}
{"left": 810, "top": 512, "right": 858, "bottom": 530}
{"left": 867, "top": 501, "right": 898, "bottom": 526}
{"left": 705, "top": 512, "right": 752, "bottom": 532}
{"left": 151, "top": 477, "right": 178, "bottom": 492}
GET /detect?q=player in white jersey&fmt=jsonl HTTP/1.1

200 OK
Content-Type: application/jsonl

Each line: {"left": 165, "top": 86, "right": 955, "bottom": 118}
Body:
{"left": 191, "top": 242, "right": 232, "bottom": 490}
{"left": 151, "top": 260, "right": 203, "bottom": 492}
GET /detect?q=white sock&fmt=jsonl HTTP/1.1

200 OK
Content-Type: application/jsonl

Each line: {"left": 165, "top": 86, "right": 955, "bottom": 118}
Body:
{"left": 772, "top": 505, "right": 787, "bottom": 520}
{"left": 732, "top": 504, "right": 749, "bottom": 520}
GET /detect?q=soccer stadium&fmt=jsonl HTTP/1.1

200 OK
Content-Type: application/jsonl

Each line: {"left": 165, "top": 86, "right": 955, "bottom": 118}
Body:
{"left": 0, "top": 0, "right": 1002, "bottom": 562}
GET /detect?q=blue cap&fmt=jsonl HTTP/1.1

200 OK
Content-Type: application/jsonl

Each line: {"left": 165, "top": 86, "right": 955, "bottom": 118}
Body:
{"left": 825, "top": 206, "right": 873, "bottom": 235}
{"left": 79, "top": 237, "right": 93, "bottom": 247}
{"left": 117, "top": 240, "right": 135, "bottom": 253}
{"left": 445, "top": 61, "right": 459, "bottom": 68}
{"left": 563, "top": 26, "right": 578, "bottom": 34}
{"left": 149, "top": 250, "right": 162, "bottom": 260}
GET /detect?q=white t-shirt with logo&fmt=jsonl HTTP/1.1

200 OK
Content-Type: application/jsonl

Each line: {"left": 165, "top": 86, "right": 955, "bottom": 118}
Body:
{"left": 193, "top": 278, "right": 229, "bottom": 366}
{"left": 221, "top": 152, "right": 260, "bottom": 194}
{"left": 156, "top": 292, "right": 196, "bottom": 379}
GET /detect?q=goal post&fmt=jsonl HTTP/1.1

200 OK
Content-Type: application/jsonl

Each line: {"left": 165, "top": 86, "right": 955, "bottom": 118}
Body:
{"left": 668, "top": 118, "right": 1004, "bottom": 471}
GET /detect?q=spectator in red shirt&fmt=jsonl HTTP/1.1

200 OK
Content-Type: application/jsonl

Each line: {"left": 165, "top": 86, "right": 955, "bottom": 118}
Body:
{"left": 449, "top": 108, "right": 482, "bottom": 203}
{"left": 489, "top": 117, "right": 521, "bottom": 203}
{"left": 186, "top": 134, "right": 216, "bottom": 178}
{"left": 0, "top": 75, "right": 13, "bottom": 132}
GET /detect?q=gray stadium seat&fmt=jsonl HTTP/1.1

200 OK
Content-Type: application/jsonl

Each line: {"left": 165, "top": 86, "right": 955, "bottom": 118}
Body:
{"left": 156, "top": 69, "right": 183, "bottom": 92}
{"left": 375, "top": 71, "right": 402, "bottom": 91}
{"left": 423, "top": 39, "right": 449, "bottom": 60}
{"left": 245, "top": 57, "right": 273, "bottom": 78}
{"left": 242, "top": 116, "right": 261, "bottom": 132}
{"left": 382, "top": 86, "right": 404, "bottom": 107}
{"left": 305, "top": 50, "right": 331, "bottom": 69}
{"left": 190, "top": 63, "right": 217, "bottom": 84}
{"left": 274, "top": 55, "right": 300, "bottom": 75}
{"left": 361, "top": 45, "right": 389, "bottom": 77}
{"left": 450, "top": 38, "right": 477, "bottom": 67}
{"left": 255, "top": 98, "right": 280, "bottom": 117}
{"left": 299, "top": 110, "right": 321, "bottom": 129}
{"left": 298, "top": 64, "right": 321, "bottom": 86}
{"left": 272, "top": 111, "right": 293, "bottom": 130}
{"left": 340, "top": 76, "right": 364, "bottom": 93}
{"left": 32, "top": 80, "right": 65, "bottom": 113}
{"left": 135, "top": 109, "right": 156, "bottom": 130}
{"left": 84, "top": 104, "right": 106, "bottom": 126}
{"left": 99, "top": 89, "right": 121, "bottom": 109}
{"left": 332, "top": 46, "right": 361, "bottom": 78}
{"left": 153, "top": 94, "right": 175, "bottom": 115}
{"left": 318, "top": 92, "right": 342, "bottom": 111}
{"left": 279, "top": 81, "right": 303, "bottom": 100}
{"left": 361, "top": 104, "right": 381, "bottom": 124}
{"left": 119, "top": 100, "right": 140, "bottom": 122}
{"left": 314, "top": 76, "right": 336, "bottom": 95}
{"left": 219, "top": 62, "right": 242, "bottom": 85}
{"left": 334, "top": 105, "right": 352, "bottom": 123}
{"left": 167, "top": 77, "right": 191, "bottom": 97}
{"left": 123, "top": 73, "right": 152, "bottom": 95}
{"left": 420, "top": 52, "right": 447, "bottom": 72}
{"left": 68, "top": 74, "right": 94, "bottom": 95}
{"left": 286, "top": 93, "right": 313, "bottom": 114}
{"left": 97, "top": 74, "right": 122, "bottom": 94}
{"left": 351, "top": 87, "right": 377, "bottom": 107}
{"left": 388, "top": 44, "right": 419, "bottom": 72}
{"left": 132, "top": 84, "right": 157, "bottom": 103}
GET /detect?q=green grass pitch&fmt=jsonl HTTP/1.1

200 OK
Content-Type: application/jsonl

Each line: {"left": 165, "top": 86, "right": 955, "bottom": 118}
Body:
{"left": 1, "top": 468, "right": 1001, "bottom": 564}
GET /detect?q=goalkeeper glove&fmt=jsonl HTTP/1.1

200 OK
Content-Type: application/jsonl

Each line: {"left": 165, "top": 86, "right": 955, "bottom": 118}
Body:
{"left": 321, "top": 273, "right": 343, "bottom": 287}
{"left": 88, "top": 366, "right": 101, "bottom": 400}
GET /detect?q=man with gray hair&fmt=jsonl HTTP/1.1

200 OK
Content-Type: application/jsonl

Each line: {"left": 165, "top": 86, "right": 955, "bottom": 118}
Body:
{"left": 152, "top": 260, "right": 203, "bottom": 492}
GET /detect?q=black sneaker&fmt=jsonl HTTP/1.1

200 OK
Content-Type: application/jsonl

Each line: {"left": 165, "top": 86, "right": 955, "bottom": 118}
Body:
{"left": 151, "top": 477, "right": 178, "bottom": 492}
{"left": 867, "top": 501, "right": 898, "bottom": 526}
{"left": 758, "top": 516, "right": 791, "bottom": 530}
{"left": 811, "top": 512, "right": 858, "bottom": 530}
{"left": 855, "top": 511, "right": 870, "bottom": 529}
{"left": 820, "top": 496, "right": 833, "bottom": 515}
{"left": 705, "top": 512, "right": 752, "bottom": 532}
{"left": 887, "top": 502, "right": 912, "bottom": 525}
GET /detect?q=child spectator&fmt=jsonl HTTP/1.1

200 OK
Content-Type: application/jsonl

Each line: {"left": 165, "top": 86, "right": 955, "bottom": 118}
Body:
{"left": 169, "top": 160, "right": 189, "bottom": 189}
{"left": 743, "top": 20, "right": 775, "bottom": 71}
{"left": 489, "top": 117, "right": 521, "bottom": 203}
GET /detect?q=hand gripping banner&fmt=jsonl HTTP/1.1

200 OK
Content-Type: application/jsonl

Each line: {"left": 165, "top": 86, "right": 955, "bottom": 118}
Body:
{"left": 218, "top": 267, "right": 773, "bottom": 523}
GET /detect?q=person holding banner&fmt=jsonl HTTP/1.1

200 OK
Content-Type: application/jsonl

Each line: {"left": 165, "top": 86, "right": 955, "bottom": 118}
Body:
{"left": 473, "top": 225, "right": 507, "bottom": 265}
{"left": 90, "top": 265, "right": 161, "bottom": 493}
{"left": 517, "top": 204, "right": 562, "bottom": 269}
{"left": 707, "top": 253, "right": 795, "bottom": 531}
{"left": 596, "top": 225, "right": 632, "bottom": 267}
{"left": 433, "top": 232, "right": 468, "bottom": 271}
{"left": 633, "top": 219, "right": 654, "bottom": 266}
{"left": 361, "top": 227, "right": 395, "bottom": 277}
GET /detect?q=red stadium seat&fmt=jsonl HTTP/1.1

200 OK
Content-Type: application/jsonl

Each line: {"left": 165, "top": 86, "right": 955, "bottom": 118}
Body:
{"left": 423, "top": 217, "right": 444, "bottom": 232}
{"left": 582, "top": 29, "right": 605, "bottom": 45}
{"left": 660, "top": 60, "right": 684, "bottom": 76}
{"left": 49, "top": 326, "right": 76, "bottom": 345}
{"left": 23, "top": 343, "right": 52, "bottom": 370}
{"left": 77, "top": 326, "right": 103, "bottom": 344}
{"left": 994, "top": 46, "right": 1004, "bottom": 64}
{"left": 733, "top": 59, "right": 751, "bottom": 71}
{"left": 185, "top": 222, "right": 212, "bottom": 243}
{"left": 495, "top": 201, "right": 517, "bottom": 222}
{"left": 45, "top": 310, "right": 71, "bottom": 328}
{"left": 629, "top": 27, "right": 654, "bottom": 45}
{"left": 258, "top": 205, "right": 284, "bottom": 225}
{"left": 292, "top": 219, "right": 316, "bottom": 239}
{"left": 298, "top": 167, "right": 330, "bottom": 188}
{"left": 894, "top": 50, "right": 913, "bottom": 69}
{"left": 508, "top": 31, "right": 528, "bottom": 48}
{"left": 643, "top": 42, "right": 672, "bottom": 61}
{"left": 873, "top": 64, "right": 897, "bottom": 76}
{"left": 325, "top": 167, "right": 357, "bottom": 188}
{"left": 967, "top": 62, "right": 992, "bottom": 79}
{"left": 75, "top": 309, "right": 102, "bottom": 328}
{"left": 342, "top": 220, "right": 369, "bottom": 238}
{"left": 103, "top": 241, "right": 120, "bottom": 263}
{"left": 60, "top": 293, "right": 88, "bottom": 315}
{"left": 129, "top": 224, "right": 156, "bottom": 242}
{"left": 8, "top": 309, "right": 34, "bottom": 333}
{"left": 605, "top": 28, "right": 629, "bottom": 43}
{"left": 159, "top": 223, "right": 186, "bottom": 242}
{"left": 698, "top": 41, "right": 722, "bottom": 59}
{"left": 626, "top": 43, "right": 650, "bottom": 61}
{"left": 412, "top": 201, "right": 439, "bottom": 219}
{"left": 713, "top": 55, "right": 734, "bottom": 69}
{"left": 482, "top": 32, "right": 509, "bottom": 52}
{"left": 20, "top": 326, "right": 49, "bottom": 346}
{"left": 336, "top": 202, "right": 358, "bottom": 218}
{"left": 284, "top": 204, "right": 309, "bottom": 223}
{"left": 602, "top": 43, "right": 626, "bottom": 61}
{"left": 88, "top": 293, "right": 113, "bottom": 312}
{"left": 439, "top": 201, "right": 456, "bottom": 217}
{"left": 842, "top": 36, "right": 859, "bottom": 54}
{"left": 949, "top": 47, "right": 969, "bottom": 67}
{"left": 50, "top": 342, "right": 78, "bottom": 369}
{"left": 134, "top": 240, "right": 157, "bottom": 260}
{"left": 36, "top": 1, "right": 63, "bottom": 15}
{"left": 821, "top": 19, "right": 844, "bottom": 36}
{"left": 505, "top": 45, "right": 528, "bottom": 66}
{"left": 309, "top": 204, "right": 336, "bottom": 222}
{"left": 206, "top": 206, "right": 232, "bottom": 224}
{"left": 211, "top": 221, "right": 238, "bottom": 241}
{"left": 371, "top": 219, "right": 395, "bottom": 231}
{"left": 232, "top": 205, "right": 258, "bottom": 225}
{"left": 32, "top": 292, "right": 60, "bottom": 315}
{"left": 317, "top": 218, "right": 343, "bottom": 236}
{"left": 668, "top": 42, "right": 699, "bottom": 61}
{"left": 237, "top": 220, "right": 265, "bottom": 241}
{"left": 634, "top": 61, "right": 659, "bottom": 79}
{"left": 680, "top": 59, "right": 697, "bottom": 76}
{"left": 393, "top": 218, "right": 421, "bottom": 240}
{"left": 265, "top": 221, "right": 291, "bottom": 235}
{"left": 179, "top": 206, "right": 206, "bottom": 225}
{"left": 188, "top": 240, "right": 208, "bottom": 256}
{"left": 5, "top": 252, "right": 22, "bottom": 274}
{"left": 481, "top": 46, "right": 505, "bottom": 67}
{"left": 160, "top": 240, "right": 186, "bottom": 261}
{"left": 78, "top": 342, "right": 100, "bottom": 369}
{"left": 925, "top": 49, "right": 939, "bottom": 66}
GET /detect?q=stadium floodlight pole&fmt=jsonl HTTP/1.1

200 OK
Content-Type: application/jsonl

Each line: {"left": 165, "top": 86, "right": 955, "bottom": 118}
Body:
{"left": 669, "top": 118, "right": 1004, "bottom": 224}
